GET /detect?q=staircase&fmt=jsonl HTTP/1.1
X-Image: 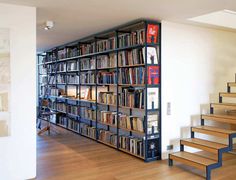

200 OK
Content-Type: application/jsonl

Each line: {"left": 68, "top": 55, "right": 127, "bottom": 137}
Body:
{"left": 169, "top": 78, "right": 236, "bottom": 180}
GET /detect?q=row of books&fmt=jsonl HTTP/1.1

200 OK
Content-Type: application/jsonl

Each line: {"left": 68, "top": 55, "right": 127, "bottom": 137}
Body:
{"left": 80, "top": 58, "right": 95, "bottom": 70}
{"left": 49, "top": 88, "right": 60, "bottom": 96}
{"left": 68, "top": 105, "right": 79, "bottom": 116}
{"left": 58, "top": 47, "right": 78, "bottom": 60}
{"left": 80, "top": 72, "right": 95, "bottom": 84}
{"left": 97, "top": 54, "right": 117, "bottom": 69}
{"left": 57, "top": 74, "right": 66, "bottom": 84}
{"left": 80, "top": 123, "right": 96, "bottom": 139}
{"left": 99, "top": 111, "right": 117, "bottom": 126}
{"left": 119, "top": 67, "right": 145, "bottom": 84}
{"left": 57, "top": 102, "right": 67, "bottom": 112}
{"left": 97, "top": 71, "right": 117, "bottom": 84}
{"left": 80, "top": 106, "right": 96, "bottom": 120}
{"left": 67, "top": 74, "right": 80, "bottom": 84}
{"left": 119, "top": 88, "right": 144, "bottom": 109}
{"left": 98, "top": 92, "right": 117, "bottom": 105}
{"left": 57, "top": 116, "right": 67, "bottom": 127}
{"left": 118, "top": 29, "right": 145, "bottom": 48}
{"left": 80, "top": 44, "right": 95, "bottom": 55}
{"left": 96, "top": 37, "right": 116, "bottom": 52}
{"left": 119, "top": 115, "right": 144, "bottom": 132}
{"left": 118, "top": 49, "right": 144, "bottom": 66}
{"left": 98, "top": 129, "right": 117, "bottom": 147}
{"left": 67, "top": 61, "right": 78, "bottom": 71}
{"left": 68, "top": 118, "right": 80, "bottom": 132}
{"left": 119, "top": 136, "right": 144, "bottom": 157}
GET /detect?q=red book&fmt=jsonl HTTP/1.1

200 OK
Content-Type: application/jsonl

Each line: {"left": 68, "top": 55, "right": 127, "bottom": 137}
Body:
{"left": 147, "top": 24, "right": 159, "bottom": 43}
{"left": 148, "top": 66, "right": 159, "bottom": 84}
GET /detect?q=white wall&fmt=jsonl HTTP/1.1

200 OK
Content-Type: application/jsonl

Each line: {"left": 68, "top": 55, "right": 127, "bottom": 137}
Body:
{"left": 0, "top": 3, "right": 36, "bottom": 179}
{"left": 161, "top": 21, "right": 236, "bottom": 159}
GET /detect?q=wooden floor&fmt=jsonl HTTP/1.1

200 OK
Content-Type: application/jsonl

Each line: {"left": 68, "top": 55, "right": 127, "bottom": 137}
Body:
{"left": 37, "top": 126, "right": 236, "bottom": 180}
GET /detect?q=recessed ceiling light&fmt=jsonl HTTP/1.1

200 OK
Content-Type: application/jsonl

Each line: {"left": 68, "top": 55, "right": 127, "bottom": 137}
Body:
{"left": 44, "top": 21, "right": 54, "bottom": 30}
{"left": 189, "top": 9, "right": 236, "bottom": 29}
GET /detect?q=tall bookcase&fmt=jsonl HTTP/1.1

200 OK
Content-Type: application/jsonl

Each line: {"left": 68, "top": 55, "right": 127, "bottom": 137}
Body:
{"left": 37, "top": 19, "right": 161, "bottom": 161}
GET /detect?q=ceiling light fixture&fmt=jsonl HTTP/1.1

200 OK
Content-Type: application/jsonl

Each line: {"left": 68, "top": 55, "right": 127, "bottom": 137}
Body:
{"left": 44, "top": 21, "right": 54, "bottom": 30}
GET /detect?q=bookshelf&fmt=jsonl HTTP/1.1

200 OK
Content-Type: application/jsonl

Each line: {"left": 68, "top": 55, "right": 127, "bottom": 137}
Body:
{"left": 37, "top": 19, "right": 161, "bottom": 162}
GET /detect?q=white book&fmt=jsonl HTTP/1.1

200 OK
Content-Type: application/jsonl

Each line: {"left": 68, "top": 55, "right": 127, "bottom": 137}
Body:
{"left": 147, "top": 88, "right": 159, "bottom": 109}
{"left": 143, "top": 47, "right": 158, "bottom": 64}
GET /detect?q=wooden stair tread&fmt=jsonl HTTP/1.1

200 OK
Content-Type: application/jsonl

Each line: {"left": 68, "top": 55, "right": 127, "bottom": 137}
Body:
{"left": 193, "top": 126, "right": 236, "bottom": 134}
{"left": 228, "top": 82, "right": 236, "bottom": 87}
{"left": 211, "top": 102, "right": 236, "bottom": 107}
{"left": 170, "top": 151, "right": 217, "bottom": 166}
{"left": 202, "top": 114, "right": 236, "bottom": 120}
{"left": 202, "top": 114, "right": 236, "bottom": 124}
{"left": 219, "top": 92, "right": 236, "bottom": 97}
{"left": 182, "top": 138, "right": 227, "bottom": 149}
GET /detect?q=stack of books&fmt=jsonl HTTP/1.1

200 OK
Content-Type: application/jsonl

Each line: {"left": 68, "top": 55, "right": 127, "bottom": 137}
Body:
{"left": 80, "top": 123, "right": 96, "bottom": 139}
{"left": 80, "top": 58, "right": 95, "bottom": 70}
{"left": 68, "top": 105, "right": 79, "bottom": 116}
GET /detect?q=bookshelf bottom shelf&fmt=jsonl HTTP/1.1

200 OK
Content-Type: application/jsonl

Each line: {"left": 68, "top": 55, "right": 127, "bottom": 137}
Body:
{"left": 39, "top": 118, "right": 145, "bottom": 161}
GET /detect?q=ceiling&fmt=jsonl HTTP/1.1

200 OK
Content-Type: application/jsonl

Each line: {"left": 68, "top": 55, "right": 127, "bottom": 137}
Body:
{"left": 0, "top": 0, "right": 236, "bottom": 52}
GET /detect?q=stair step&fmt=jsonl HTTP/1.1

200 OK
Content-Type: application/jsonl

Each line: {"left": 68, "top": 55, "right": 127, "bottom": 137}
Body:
{"left": 192, "top": 125, "right": 236, "bottom": 138}
{"left": 228, "top": 82, "right": 236, "bottom": 87}
{"left": 219, "top": 92, "right": 236, "bottom": 98}
{"left": 202, "top": 114, "right": 236, "bottom": 124}
{"left": 181, "top": 138, "right": 228, "bottom": 154}
{"left": 169, "top": 151, "right": 217, "bottom": 170}
{"left": 211, "top": 103, "right": 236, "bottom": 111}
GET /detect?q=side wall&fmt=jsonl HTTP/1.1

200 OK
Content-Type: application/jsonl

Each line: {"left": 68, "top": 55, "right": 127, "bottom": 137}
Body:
{"left": 0, "top": 3, "right": 36, "bottom": 179}
{"left": 162, "top": 21, "right": 236, "bottom": 159}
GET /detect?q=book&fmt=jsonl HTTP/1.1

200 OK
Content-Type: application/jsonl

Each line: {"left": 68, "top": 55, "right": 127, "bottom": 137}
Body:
{"left": 147, "top": 24, "right": 159, "bottom": 43}
{"left": 96, "top": 37, "right": 116, "bottom": 52}
{"left": 147, "top": 88, "right": 159, "bottom": 109}
{"left": 143, "top": 47, "right": 158, "bottom": 64}
{"left": 147, "top": 114, "right": 158, "bottom": 134}
{"left": 80, "top": 123, "right": 96, "bottom": 139}
{"left": 68, "top": 118, "right": 80, "bottom": 132}
{"left": 148, "top": 66, "right": 159, "bottom": 84}
{"left": 97, "top": 54, "right": 117, "bottom": 69}
{"left": 68, "top": 105, "right": 79, "bottom": 116}
{"left": 67, "top": 74, "right": 79, "bottom": 84}
{"left": 118, "top": 29, "right": 145, "bottom": 48}
{"left": 98, "top": 129, "right": 117, "bottom": 146}
{"left": 80, "top": 106, "right": 96, "bottom": 120}
{"left": 100, "top": 111, "right": 117, "bottom": 126}
{"left": 57, "top": 115, "right": 67, "bottom": 127}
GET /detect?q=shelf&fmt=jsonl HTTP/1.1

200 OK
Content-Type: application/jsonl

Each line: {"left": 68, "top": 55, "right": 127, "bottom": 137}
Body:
{"left": 97, "top": 102, "right": 116, "bottom": 107}
{"left": 119, "top": 84, "right": 145, "bottom": 87}
{"left": 97, "top": 67, "right": 116, "bottom": 70}
{"left": 97, "top": 121, "right": 117, "bottom": 128}
{"left": 67, "top": 70, "right": 79, "bottom": 73}
{"left": 79, "top": 99, "right": 96, "bottom": 103}
{"left": 80, "top": 83, "right": 96, "bottom": 86}
{"left": 119, "top": 148, "right": 144, "bottom": 160}
{"left": 80, "top": 68, "right": 96, "bottom": 72}
{"left": 119, "top": 127, "right": 145, "bottom": 135}
{"left": 67, "top": 113, "right": 79, "bottom": 117}
{"left": 57, "top": 124, "right": 67, "bottom": 128}
{"left": 119, "top": 105, "right": 145, "bottom": 110}
{"left": 80, "top": 117, "right": 96, "bottom": 122}
{"left": 97, "top": 83, "right": 116, "bottom": 86}
{"left": 118, "top": 64, "right": 145, "bottom": 68}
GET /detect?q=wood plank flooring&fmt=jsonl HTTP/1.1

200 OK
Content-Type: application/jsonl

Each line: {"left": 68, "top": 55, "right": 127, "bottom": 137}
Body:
{"left": 37, "top": 125, "right": 236, "bottom": 180}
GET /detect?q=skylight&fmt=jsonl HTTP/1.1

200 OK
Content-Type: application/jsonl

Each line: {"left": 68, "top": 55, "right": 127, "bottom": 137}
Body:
{"left": 189, "top": 9, "right": 236, "bottom": 29}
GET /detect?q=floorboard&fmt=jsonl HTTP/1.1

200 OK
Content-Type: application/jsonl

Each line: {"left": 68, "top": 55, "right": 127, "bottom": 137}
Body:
{"left": 36, "top": 125, "right": 236, "bottom": 180}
